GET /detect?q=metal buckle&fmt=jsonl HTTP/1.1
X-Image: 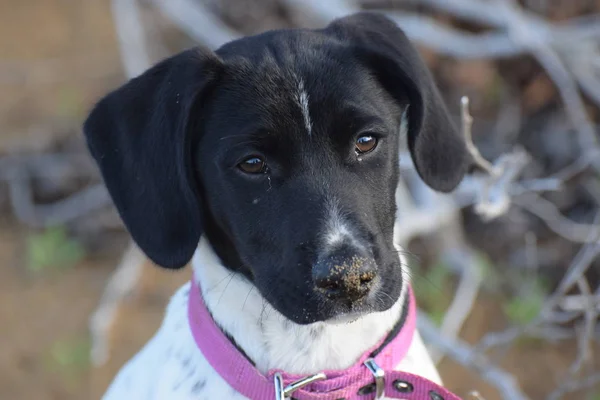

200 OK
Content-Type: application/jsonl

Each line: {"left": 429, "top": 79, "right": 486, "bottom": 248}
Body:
{"left": 274, "top": 372, "right": 327, "bottom": 399}
{"left": 364, "top": 358, "right": 385, "bottom": 399}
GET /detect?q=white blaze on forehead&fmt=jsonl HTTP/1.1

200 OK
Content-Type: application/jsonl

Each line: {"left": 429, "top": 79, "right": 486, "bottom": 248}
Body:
{"left": 296, "top": 78, "right": 312, "bottom": 136}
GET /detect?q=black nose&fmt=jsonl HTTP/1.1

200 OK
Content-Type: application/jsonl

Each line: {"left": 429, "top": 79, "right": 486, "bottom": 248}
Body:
{"left": 312, "top": 246, "right": 377, "bottom": 302}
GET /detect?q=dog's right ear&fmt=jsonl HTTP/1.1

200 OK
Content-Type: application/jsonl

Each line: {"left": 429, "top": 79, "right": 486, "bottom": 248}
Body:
{"left": 83, "top": 48, "right": 222, "bottom": 269}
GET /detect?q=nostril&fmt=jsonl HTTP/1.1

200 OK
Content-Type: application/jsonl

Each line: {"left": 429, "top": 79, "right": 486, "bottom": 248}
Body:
{"left": 360, "top": 271, "right": 375, "bottom": 285}
{"left": 312, "top": 262, "right": 342, "bottom": 292}
{"left": 317, "top": 278, "right": 340, "bottom": 292}
{"left": 312, "top": 253, "right": 377, "bottom": 301}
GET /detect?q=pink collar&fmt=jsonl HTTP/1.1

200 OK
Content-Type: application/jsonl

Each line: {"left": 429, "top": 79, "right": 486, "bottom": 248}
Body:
{"left": 188, "top": 279, "right": 462, "bottom": 400}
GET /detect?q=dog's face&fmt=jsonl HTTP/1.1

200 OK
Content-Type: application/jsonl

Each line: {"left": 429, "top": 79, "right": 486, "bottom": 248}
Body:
{"left": 84, "top": 13, "right": 470, "bottom": 324}
{"left": 197, "top": 44, "right": 404, "bottom": 323}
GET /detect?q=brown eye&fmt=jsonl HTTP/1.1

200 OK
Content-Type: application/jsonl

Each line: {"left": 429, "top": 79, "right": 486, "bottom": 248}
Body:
{"left": 238, "top": 156, "right": 267, "bottom": 174}
{"left": 355, "top": 135, "right": 377, "bottom": 154}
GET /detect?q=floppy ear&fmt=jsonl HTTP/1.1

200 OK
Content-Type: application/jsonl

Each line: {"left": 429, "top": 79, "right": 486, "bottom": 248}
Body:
{"left": 83, "top": 48, "right": 222, "bottom": 268}
{"left": 325, "top": 12, "right": 471, "bottom": 192}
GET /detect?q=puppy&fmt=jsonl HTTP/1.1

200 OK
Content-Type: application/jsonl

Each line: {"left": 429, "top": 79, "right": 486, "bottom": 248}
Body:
{"left": 84, "top": 11, "right": 470, "bottom": 400}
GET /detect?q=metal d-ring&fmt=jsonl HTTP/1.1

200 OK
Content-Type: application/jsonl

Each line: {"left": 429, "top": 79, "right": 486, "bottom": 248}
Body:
{"left": 274, "top": 371, "right": 327, "bottom": 399}
{"left": 364, "top": 358, "right": 385, "bottom": 399}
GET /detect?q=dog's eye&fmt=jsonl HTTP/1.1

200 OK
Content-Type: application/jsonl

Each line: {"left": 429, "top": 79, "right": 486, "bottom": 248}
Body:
{"left": 355, "top": 135, "right": 378, "bottom": 154}
{"left": 238, "top": 156, "right": 267, "bottom": 174}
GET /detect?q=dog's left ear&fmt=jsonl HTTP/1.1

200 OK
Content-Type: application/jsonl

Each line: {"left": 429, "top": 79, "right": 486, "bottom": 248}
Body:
{"left": 325, "top": 12, "right": 471, "bottom": 192}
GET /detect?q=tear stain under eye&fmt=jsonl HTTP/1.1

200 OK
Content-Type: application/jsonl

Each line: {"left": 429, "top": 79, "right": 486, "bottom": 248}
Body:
{"left": 267, "top": 176, "right": 272, "bottom": 191}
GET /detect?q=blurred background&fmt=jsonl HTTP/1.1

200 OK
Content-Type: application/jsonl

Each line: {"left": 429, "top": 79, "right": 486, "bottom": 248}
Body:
{"left": 1, "top": 1, "right": 599, "bottom": 399}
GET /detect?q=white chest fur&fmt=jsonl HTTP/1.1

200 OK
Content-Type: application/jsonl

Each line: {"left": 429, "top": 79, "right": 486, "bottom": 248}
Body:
{"left": 102, "top": 238, "right": 441, "bottom": 400}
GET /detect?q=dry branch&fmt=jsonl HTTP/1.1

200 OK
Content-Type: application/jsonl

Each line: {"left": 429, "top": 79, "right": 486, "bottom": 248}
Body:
{"left": 153, "top": 0, "right": 238, "bottom": 48}
{"left": 111, "top": 0, "right": 153, "bottom": 78}
{"left": 418, "top": 314, "right": 531, "bottom": 400}
{"left": 90, "top": 242, "right": 146, "bottom": 366}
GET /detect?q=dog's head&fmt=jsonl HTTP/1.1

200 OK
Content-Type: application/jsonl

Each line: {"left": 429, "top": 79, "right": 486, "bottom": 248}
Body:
{"left": 84, "top": 12, "right": 470, "bottom": 324}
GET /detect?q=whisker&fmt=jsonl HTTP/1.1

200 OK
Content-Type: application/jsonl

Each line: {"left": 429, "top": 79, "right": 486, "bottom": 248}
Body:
{"left": 219, "top": 133, "right": 258, "bottom": 141}
{"left": 216, "top": 272, "right": 236, "bottom": 306}
{"left": 257, "top": 277, "right": 279, "bottom": 327}
{"left": 207, "top": 271, "right": 237, "bottom": 292}
{"left": 242, "top": 286, "right": 255, "bottom": 311}
{"left": 390, "top": 249, "right": 421, "bottom": 263}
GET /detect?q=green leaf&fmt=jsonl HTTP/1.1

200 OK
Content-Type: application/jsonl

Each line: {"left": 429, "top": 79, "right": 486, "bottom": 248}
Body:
{"left": 427, "top": 260, "right": 452, "bottom": 290}
{"left": 503, "top": 283, "right": 546, "bottom": 326}
{"left": 473, "top": 252, "right": 494, "bottom": 279}
{"left": 588, "top": 392, "right": 600, "bottom": 400}
{"left": 56, "top": 86, "right": 84, "bottom": 120}
{"left": 429, "top": 310, "right": 445, "bottom": 327}
{"left": 484, "top": 74, "right": 504, "bottom": 105}
{"left": 47, "top": 337, "right": 91, "bottom": 374}
{"left": 413, "top": 260, "right": 452, "bottom": 320}
{"left": 26, "top": 226, "right": 85, "bottom": 273}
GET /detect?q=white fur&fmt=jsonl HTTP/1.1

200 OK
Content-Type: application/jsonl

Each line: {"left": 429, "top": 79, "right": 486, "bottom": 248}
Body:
{"left": 296, "top": 79, "right": 312, "bottom": 136}
{"left": 322, "top": 197, "right": 362, "bottom": 252}
{"left": 102, "top": 237, "right": 441, "bottom": 400}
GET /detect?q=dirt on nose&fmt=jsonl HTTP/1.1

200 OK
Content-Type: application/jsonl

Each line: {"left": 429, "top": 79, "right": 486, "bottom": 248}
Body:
{"left": 331, "top": 256, "right": 375, "bottom": 292}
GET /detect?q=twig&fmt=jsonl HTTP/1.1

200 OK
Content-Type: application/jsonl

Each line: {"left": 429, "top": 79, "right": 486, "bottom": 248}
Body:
{"left": 568, "top": 278, "right": 596, "bottom": 375}
{"left": 418, "top": 314, "right": 531, "bottom": 400}
{"left": 462, "top": 96, "right": 495, "bottom": 175}
{"left": 546, "top": 372, "right": 600, "bottom": 400}
{"left": 111, "top": 0, "right": 153, "bottom": 78}
{"left": 88, "top": 0, "right": 154, "bottom": 367}
{"left": 394, "top": 179, "right": 457, "bottom": 246}
{"left": 554, "top": 243, "right": 600, "bottom": 299}
{"left": 468, "top": 391, "right": 488, "bottom": 400}
{"left": 558, "top": 294, "right": 600, "bottom": 312}
{"left": 0, "top": 153, "right": 96, "bottom": 181}
{"left": 461, "top": 96, "right": 530, "bottom": 220}
{"left": 513, "top": 194, "right": 600, "bottom": 243}
{"left": 7, "top": 166, "right": 110, "bottom": 228}
{"left": 529, "top": 45, "right": 598, "bottom": 154}
{"left": 152, "top": 0, "right": 239, "bottom": 48}
{"left": 285, "top": 0, "right": 526, "bottom": 58}
{"left": 571, "top": 60, "right": 600, "bottom": 107}
{"left": 404, "top": 0, "right": 600, "bottom": 156}
{"left": 347, "top": 0, "right": 600, "bottom": 97}
{"left": 542, "top": 216, "right": 600, "bottom": 392}
{"left": 477, "top": 216, "right": 600, "bottom": 357}
{"left": 431, "top": 244, "right": 483, "bottom": 364}
{"left": 90, "top": 242, "right": 147, "bottom": 366}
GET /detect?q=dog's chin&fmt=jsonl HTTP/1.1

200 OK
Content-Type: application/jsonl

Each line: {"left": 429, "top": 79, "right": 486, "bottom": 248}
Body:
{"left": 326, "top": 311, "right": 366, "bottom": 325}
{"left": 276, "top": 285, "right": 401, "bottom": 326}
{"left": 324, "top": 291, "right": 399, "bottom": 325}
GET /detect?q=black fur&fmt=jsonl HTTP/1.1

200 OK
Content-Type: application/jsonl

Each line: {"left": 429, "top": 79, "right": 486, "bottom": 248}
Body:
{"left": 84, "top": 49, "right": 222, "bottom": 269}
{"left": 84, "top": 12, "right": 470, "bottom": 324}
